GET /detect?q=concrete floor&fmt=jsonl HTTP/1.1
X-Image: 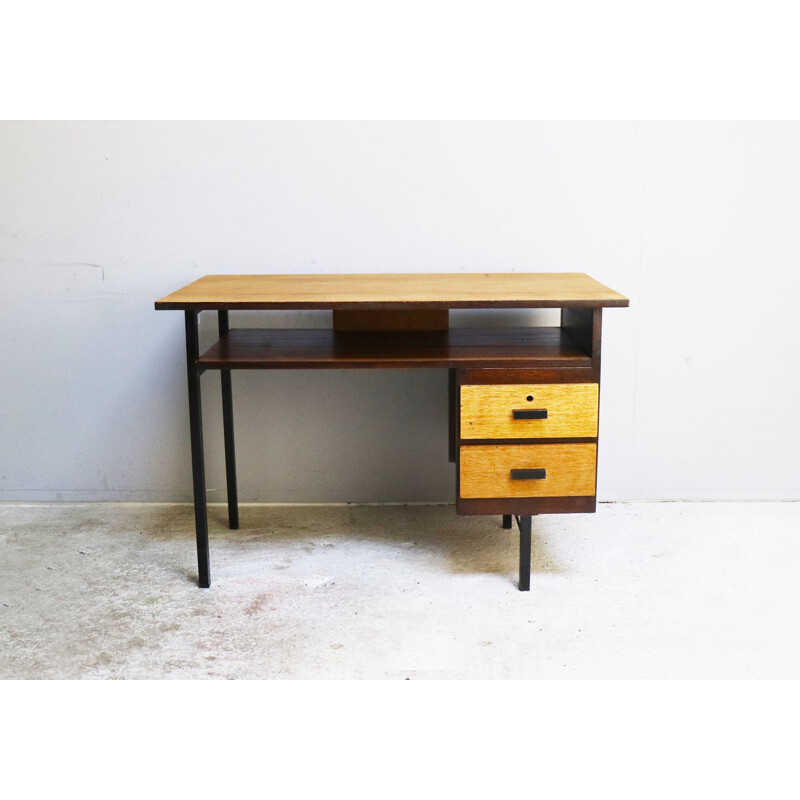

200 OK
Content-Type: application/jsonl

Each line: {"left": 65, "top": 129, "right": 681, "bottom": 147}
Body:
{"left": 1, "top": 502, "right": 798, "bottom": 679}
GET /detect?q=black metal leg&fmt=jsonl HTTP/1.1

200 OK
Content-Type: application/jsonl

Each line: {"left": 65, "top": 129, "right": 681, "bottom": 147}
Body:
{"left": 517, "top": 514, "right": 531, "bottom": 591}
{"left": 218, "top": 311, "right": 239, "bottom": 530}
{"left": 448, "top": 368, "right": 456, "bottom": 463}
{"left": 185, "top": 311, "right": 210, "bottom": 588}
{"left": 502, "top": 514, "right": 512, "bottom": 529}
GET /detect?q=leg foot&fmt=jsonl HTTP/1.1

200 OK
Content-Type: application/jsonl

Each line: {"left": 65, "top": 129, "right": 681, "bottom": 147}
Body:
{"left": 502, "top": 514, "right": 512, "bottom": 529}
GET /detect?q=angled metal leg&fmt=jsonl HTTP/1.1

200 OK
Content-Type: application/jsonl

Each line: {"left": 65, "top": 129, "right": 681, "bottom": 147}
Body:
{"left": 516, "top": 514, "right": 531, "bottom": 591}
{"left": 218, "top": 311, "right": 239, "bottom": 530}
{"left": 185, "top": 310, "right": 210, "bottom": 588}
{"left": 502, "top": 514, "right": 512, "bottom": 529}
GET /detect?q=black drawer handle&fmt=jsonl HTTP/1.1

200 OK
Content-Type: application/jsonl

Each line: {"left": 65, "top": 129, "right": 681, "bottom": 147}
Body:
{"left": 513, "top": 408, "right": 548, "bottom": 420}
{"left": 510, "top": 468, "right": 546, "bottom": 481}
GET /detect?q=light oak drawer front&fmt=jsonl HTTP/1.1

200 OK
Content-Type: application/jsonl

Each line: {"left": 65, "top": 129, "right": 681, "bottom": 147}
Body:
{"left": 460, "top": 383, "right": 598, "bottom": 439}
{"left": 459, "top": 443, "right": 597, "bottom": 499}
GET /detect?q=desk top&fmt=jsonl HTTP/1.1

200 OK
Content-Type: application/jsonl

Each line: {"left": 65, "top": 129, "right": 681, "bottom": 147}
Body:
{"left": 155, "top": 273, "right": 629, "bottom": 310}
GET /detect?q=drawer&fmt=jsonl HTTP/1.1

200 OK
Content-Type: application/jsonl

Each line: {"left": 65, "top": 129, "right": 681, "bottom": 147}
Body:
{"left": 459, "top": 443, "right": 597, "bottom": 499}
{"left": 460, "top": 383, "right": 598, "bottom": 439}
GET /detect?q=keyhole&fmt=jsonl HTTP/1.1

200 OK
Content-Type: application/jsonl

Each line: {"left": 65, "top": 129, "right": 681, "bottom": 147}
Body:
{"left": 526, "top": 395, "right": 534, "bottom": 402}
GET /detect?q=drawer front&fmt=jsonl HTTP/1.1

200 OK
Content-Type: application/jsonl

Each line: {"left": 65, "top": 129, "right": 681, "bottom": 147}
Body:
{"left": 460, "top": 383, "right": 598, "bottom": 439}
{"left": 459, "top": 443, "right": 597, "bottom": 499}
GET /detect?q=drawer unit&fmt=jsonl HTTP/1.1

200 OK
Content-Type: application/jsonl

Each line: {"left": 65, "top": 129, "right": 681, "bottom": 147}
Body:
{"left": 459, "top": 443, "right": 597, "bottom": 499}
{"left": 460, "top": 383, "right": 598, "bottom": 439}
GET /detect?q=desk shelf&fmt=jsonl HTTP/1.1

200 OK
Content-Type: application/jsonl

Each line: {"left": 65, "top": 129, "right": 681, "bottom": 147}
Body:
{"left": 197, "top": 327, "right": 592, "bottom": 370}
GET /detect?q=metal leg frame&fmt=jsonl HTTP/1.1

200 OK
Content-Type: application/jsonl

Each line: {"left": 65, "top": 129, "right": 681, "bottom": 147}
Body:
{"left": 218, "top": 311, "right": 239, "bottom": 530}
{"left": 514, "top": 514, "right": 532, "bottom": 591}
{"left": 185, "top": 310, "right": 241, "bottom": 587}
{"left": 185, "top": 311, "right": 210, "bottom": 588}
{"left": 187, "top": 310, "right": 527, "bottom": 592}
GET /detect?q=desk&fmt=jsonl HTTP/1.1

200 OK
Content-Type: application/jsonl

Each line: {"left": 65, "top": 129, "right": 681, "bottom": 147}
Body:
{"left": 155, "top": 273, "right": 628, "bottom": 589}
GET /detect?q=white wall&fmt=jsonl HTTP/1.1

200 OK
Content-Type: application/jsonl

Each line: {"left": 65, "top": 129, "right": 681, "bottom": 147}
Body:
{"left": 1, "top": 121, "right": 798, "bottom": 502}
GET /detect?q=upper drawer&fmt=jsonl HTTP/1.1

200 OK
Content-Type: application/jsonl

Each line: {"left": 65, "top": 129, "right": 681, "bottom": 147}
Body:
{"left": 460, "top": 383, "right": 599, "bottom": 439}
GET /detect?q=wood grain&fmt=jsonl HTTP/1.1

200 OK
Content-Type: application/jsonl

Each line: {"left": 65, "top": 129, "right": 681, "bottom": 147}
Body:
{"left": 460, "top": 383, "right": 599, "bottom": 439}
{"left": 196, "top": 328, "right": 593, "bottom": 370}
{"left": 155, "top": 273, "right": 630, "bottom": 310}
{"left": 459, "top": 443, "right": 597, "bottom": 499}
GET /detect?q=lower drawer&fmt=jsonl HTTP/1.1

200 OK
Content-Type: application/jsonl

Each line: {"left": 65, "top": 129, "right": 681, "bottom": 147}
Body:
{"left": 459, "top": 443, "right": 597, "bottom": 499}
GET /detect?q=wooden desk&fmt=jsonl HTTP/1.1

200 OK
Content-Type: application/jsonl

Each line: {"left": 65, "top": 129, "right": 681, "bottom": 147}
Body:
{"left": 156, "top": 273, "right": 628, "bottom": 589}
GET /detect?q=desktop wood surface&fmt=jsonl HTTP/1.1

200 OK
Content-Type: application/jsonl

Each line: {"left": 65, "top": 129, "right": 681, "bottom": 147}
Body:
{"left": 155, "top": 272, "right": 629, "bottom": 310}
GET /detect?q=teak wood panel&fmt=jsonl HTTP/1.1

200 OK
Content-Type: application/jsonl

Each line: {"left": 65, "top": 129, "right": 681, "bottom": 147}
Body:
{"left": 560, "top": 308, "right": 596, "bottom": 355}
{"left": 456, "top": 495, "right": 596, "bottom": 516}
{"left": 332, "top": 309, "right": 448, "bottom": 330}
{"left": 155, "top": 273, "right": 630, "bottom": 310}
{"left": 459, "top": 443, "right": 597, "bottom": 499}
{"left": 196, "top": 328, "right": 593, "bottom": 370}
{"left": 457, "top": 367, "right": 599, "bottom": 384}
{"left": 460, "top": 383, "right": 599, "bottom": 439}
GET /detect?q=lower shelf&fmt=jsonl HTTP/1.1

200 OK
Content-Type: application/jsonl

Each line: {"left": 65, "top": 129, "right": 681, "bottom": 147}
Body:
{"left": 197, "top": 327, "right": 592, "bottom": 370}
